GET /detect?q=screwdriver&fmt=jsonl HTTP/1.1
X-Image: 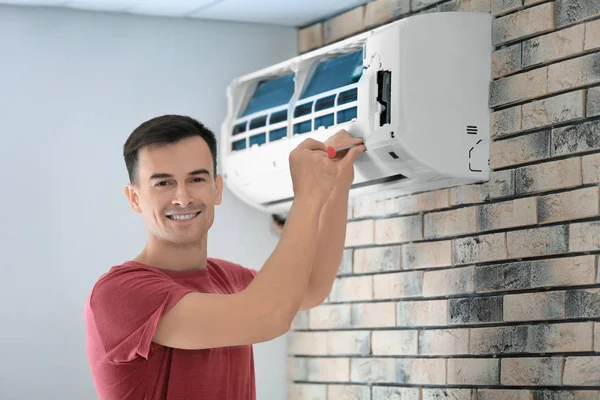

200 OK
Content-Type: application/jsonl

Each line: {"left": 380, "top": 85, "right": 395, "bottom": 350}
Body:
{"left": 327, "top": 143, "right": 363, "bottom": 159}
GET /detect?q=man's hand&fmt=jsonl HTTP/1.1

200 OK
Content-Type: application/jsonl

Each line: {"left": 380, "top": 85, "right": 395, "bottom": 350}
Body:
{"left": 324, "top": 130, "right": 365, "bottom": 189}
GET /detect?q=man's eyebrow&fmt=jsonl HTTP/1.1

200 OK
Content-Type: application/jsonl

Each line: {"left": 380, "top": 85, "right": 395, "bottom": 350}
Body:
{"left": 189, "top": 169, "right": 211, "bottom": 177}
{"left": 148, "top": 169, "right": 211, "bottom": 181}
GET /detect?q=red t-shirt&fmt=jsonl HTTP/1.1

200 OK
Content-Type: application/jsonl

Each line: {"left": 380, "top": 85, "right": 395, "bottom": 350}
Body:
{"left": 84, "top": 258, "right": 258, "bottom": 400}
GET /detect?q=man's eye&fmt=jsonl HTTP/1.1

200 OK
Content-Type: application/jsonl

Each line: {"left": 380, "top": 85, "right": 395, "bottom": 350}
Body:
{"left": 193, "top": 178, "right": 205, "bottom": 182}
{"left": 156, "top": 181, "right": 169, "bottom": 186}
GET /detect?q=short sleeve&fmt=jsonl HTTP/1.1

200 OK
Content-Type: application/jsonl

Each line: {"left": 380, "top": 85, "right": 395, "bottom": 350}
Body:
{"left": 88, "top": 266, "right": 193, "bottom": 363}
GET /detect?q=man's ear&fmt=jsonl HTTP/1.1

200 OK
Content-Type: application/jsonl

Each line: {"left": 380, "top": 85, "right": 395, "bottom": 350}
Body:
{"left": 124, "top": 183, "right": 143, "bottom": 214}
{"left": 214, "top": 174, "right": 224, "bottom": 205}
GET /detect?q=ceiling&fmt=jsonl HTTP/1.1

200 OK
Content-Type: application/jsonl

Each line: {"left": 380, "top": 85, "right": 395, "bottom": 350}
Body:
{"left": 0, "top": 0, "right": 369, "bottom": 27}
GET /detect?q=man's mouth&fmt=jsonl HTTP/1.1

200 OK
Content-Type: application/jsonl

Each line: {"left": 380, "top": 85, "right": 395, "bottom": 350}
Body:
{"left": 166, "top": 212, "right": 201, "bottom": 221}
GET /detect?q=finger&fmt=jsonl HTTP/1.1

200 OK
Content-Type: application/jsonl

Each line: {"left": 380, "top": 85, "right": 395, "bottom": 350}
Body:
{"left": 340, "top": 144, "right": 365, "bottom": 165}
{"left": 298, "top": 138, "right": 328, "bottom": 153}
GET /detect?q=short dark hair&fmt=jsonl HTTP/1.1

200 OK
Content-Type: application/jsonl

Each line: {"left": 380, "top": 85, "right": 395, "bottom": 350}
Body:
{"left": 123, "top": 114, "right": 218, "bottom": 184}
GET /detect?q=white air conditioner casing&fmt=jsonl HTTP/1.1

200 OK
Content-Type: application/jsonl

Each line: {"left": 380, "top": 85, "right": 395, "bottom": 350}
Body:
{"left": 220, "top": 12, "right": 493, "bottom": 217}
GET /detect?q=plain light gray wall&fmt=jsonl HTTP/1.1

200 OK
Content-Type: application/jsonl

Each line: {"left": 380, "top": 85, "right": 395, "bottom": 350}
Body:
{"left": 0, "top": 5, "right": 296, "bottom": 399}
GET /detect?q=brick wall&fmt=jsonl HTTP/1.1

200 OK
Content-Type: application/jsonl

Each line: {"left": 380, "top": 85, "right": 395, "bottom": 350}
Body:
{"left": 288, "top": 0, "right": 600, "bottom": 399}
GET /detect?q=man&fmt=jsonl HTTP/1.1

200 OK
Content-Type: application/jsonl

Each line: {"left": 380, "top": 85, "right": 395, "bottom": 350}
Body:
{"left": 84, "top": 114, "right": 364, "bottom": 399}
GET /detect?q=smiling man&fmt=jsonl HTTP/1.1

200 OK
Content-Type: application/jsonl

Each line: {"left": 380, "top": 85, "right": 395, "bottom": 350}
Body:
{"left": 83, "top": 114, "right": 364, "bottom": 400}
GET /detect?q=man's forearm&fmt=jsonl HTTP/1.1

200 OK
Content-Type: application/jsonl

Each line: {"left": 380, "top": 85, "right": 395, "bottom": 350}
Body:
{"left": 302, "top": 183, "right": 352, "bottom": 308}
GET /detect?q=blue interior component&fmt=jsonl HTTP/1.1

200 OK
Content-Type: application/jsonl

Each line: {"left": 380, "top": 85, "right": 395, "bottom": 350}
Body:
{"left": 232, "top": 122, "right": 246, "bottom": 136}
{"left": 249, "top": 115, "right": 267, "bottom": 130}
{"left": 315, "top": 95, "right": 336, "bottom": 112}
{"left": 338, "top": 88, "right": 358, "bottom": 106}
{"left": 300, "top": 50, "right": 363, "bottom": 99}
{"left": 249, "top": 133, "right": 266, "bottom": 147}
{"left": 269, "top": 110, "right": 288, "bottom": 124}
{"left": 294, "top": 102, "right": 313, "bottom": 118}
{"left": 232, "top": 138, "right": 246, "bottom": 151}
{"left": 293, "top": 120, "right": 312, "bottom": 135}
{"left": 337, "top": 107, "right": 357, "bottom": 124}
{"left": 314, "top": 113, "right": 334, "bottom": 130}
{"left": 269, "top": 127, "right": 287, "bottom": 142}
{"left": 241, "top": 73, "right": 295, "bottom": 117}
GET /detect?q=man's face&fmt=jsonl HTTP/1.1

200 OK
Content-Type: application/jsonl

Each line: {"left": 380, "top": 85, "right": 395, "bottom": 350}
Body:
{"left": 125, "top": 136, "right": 222, "bottom": 245}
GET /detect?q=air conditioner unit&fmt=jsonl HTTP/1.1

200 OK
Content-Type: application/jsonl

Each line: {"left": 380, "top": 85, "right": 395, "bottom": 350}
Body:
{"left": 220, "top": 12, "right": 493, "bottom": 218}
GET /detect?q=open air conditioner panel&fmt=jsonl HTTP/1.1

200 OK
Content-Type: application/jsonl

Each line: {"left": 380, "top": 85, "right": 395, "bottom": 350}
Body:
{"left": 220, "top": 12, "right": 494, "bottom": 218}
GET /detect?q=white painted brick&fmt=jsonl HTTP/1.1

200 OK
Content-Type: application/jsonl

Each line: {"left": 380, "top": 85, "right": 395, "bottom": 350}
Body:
{"left": 364, "top": 0, "right": 410, "bottom": 29}
{"left": 309, "top": 304, "right": 352, "bottom": 329}
{"left": 555, "top": 0, "right": 600, "bottom": 27}
{"left": 491, "top": 105, "right": 522, "bottom": 139}
{"left": 424, "top": 207, "right": 477, "bottom": 239}
{"left": 373, "top": 387, "right": 419, "bottom": 400}
{"left": 448, "top": 358, "right": 500, "bottom": 385}
{"left": 522, "top": 90, "right": 586, "bottom": 130}
{"left": 350, "top": 358, "right": 396, "bottom": 383}
{"left": 327, "top": 331, "right": 371, "bottom": 356}
{"left": 373, "top": 270, "right": 423, "bottom": 299}
{"left": 490, "top": 130, "right": 550, "bottom": 169}
{"left": 345, "top": 220, "right": 375, "bottom": 247}
{"left": 588, "top": 86, "right": 600, "bottom": 117}
{"left": 419, "top": 328, "right": 469, "bottom": 355}
{"left": 397, "top": 189, "right": 449, "bottom": 215}
{"left": 292, "top": 310, "right": 309, "bottom": 330}
{"left": 288, "top": 332, "right": 328, "bottom": 356}
{"left": 488, "top": 170, "right": 516, "bottom": 199}
{"left": 569, "top": 222, "right": 600, "bottom": 252}
{"left": 438, "top": 0, "right": 491, "bottom": 12}
{"left": 492, "top": 3, "right": 554, "bottom": 45}
{"left": 288, "top": 357, "right": 308, "bottom": 381}
{"left": 371, "top": 330, "right": 418, "bottom": 355}
{"left": 563, "top": 357, "right": 600, "bottom": 385}
{"left": 476, "top": 389, "right": 530, "bottom": 400}
{"left": 450, "top": 184, "right": 489, "bottom": 205}
{"left": 504, "top": 291, "right": 566, "bottom": 322}
{"left": 585, "top": 19, "right": 600, "bottom": 51}
{"left": 583, "top": 153, "right": 600, "bottom": 184}
{"left": 548, "top": 52, "right": 600, "bottom": 93}
{"left": 522, "top": 24, "right": 585, "bottom": 67}
{"left": 501, "top": 357, "right": 563, "bottom": 385}
{"left": 329, "top": 276, "right": 373, "bottom": 302}
{"left": 516, "top": 157, "right": 582, "bottom": 195}
{"left": 453, "top": 233, "right": 507, "bottom": 265}
{"left": 327, "top": 385, "right": 370, "bottom": 400}
{"left": 402, "top": 240, "right": 452, "bottom": 270}
{"left": 354, "top": 246, "right": 401, "bottom": 273}
{"left": 396, "top": 358, "right": 446, "bottom": 384}
{"left": 397, "top": 300, "right": 448, "bottom": 327}
{"left": 490, "top": 67, "right": 548, "bottom": 107}
{"left": 288, "top": 384, "right": 326, "bottom": 400}
{"left": 422, "top": 267, "right": 475, "bottom": 297}
{"left": 298, "top": 23, "right": 323, "bottom": 54}
{"left": 492, "top": 43, "right": 521, "bottom": 79}
{"left": 477, "top": 197, "right": 537, "bottom": 231}
{"left": 375, "top": 215, "right": 423, "bottom": 244}
{"left": 491, "top": 0, "right": 521, "bottom": 16}
{"left": 352, "top": 302, "right": 396, "bottom": 328}
{"left": 323, "top": 6, "right": 365, "bottom": 44}
{"left": 538, "top": 187, "right": 599, "bottom": 224}
{"left": 306, "top": 358, "right": 350, "bottom": 382}
{"left": 423, "top": 389, "right": 473, "bottom": 400}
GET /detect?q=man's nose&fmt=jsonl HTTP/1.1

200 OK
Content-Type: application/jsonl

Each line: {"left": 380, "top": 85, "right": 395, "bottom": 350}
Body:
{"left": 172, "top": 186, "right": 193, "bottom": 206}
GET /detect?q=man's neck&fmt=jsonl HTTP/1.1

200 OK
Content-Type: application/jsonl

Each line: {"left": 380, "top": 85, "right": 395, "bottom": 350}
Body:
{"left": 135, "top": 235, "right": 208, "bottom": 272}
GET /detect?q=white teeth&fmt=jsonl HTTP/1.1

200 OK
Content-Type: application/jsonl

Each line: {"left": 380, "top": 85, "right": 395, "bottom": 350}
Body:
{"left": 170, "top": 213, "right": 198, "bottom": 221}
